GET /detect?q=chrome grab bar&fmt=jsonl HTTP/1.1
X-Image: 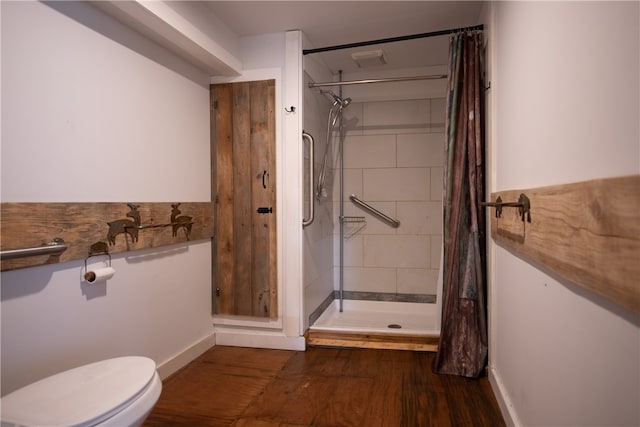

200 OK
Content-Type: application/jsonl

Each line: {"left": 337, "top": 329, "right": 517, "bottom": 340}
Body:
{"left": 349, "top": 195, "right": 400, "bottom": 228}
{"left": 0, "top": 238, "right": 67, "bottom": 260}
{"left": 302, "top": 132, "right": 315, "bottom": 227}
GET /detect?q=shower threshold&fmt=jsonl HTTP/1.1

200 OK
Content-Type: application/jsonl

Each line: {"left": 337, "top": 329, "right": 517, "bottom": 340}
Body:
{"left": 307, "top": 300, "right": 440, "bottom": 352}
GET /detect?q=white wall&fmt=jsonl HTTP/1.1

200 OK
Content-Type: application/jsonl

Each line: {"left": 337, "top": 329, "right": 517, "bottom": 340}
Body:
{"left": 487, "top": 2, "right": 640, "bottom": 425}
{"left": 1, "top": 1, "right": 214, "bottom": 394}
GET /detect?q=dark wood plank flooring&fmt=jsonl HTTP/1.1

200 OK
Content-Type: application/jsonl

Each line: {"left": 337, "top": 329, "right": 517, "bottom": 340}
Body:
{"left": 144, "top": 345, "right": 505, "bottom": 427}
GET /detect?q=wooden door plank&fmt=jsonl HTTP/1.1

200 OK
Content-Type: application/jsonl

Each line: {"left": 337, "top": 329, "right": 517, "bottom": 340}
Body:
{"left": 232, "top": 82, "right": 253, "bottom": 316}
{"left": 266, "top": 80, "right": 278, "bottom": 317}
{"left": 250, "top": 80, "right": 276, "bottom": 317}
{"left": 250, "top": 80, "right": 269, "bottom": 317}
{"left": 213, "top": 84, "right": 235, "bottom": 314}
{"left": 210, "top": 86, "right": 220, "bottom": 315}
{"left": 489, "top": 175, "right": 640, "bottom": 312}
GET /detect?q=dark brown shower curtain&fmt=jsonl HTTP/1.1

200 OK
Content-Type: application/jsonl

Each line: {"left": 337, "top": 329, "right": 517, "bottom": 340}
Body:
{"left": 433, "top": 31, "right": 487, "bottom": 378}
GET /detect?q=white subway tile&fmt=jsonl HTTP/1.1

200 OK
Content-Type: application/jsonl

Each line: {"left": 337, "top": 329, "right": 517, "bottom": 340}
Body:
{"left": 303, "top": 233, "right": 333, "bottom": 284}
{"left": 363, "top": 235, "right": 430, "bottom": 268}
{"left": 342, "top": 102, "right": 364, "bottom": 136}
{"left": 425, "top": 133, "right": 445, "bottom": 166}
{"left": 430, "top": 167, "right": 443, "bottom": 201}
{"left": 430, "top": 235, "right": 443, "bottom": 269}
{"left": 363, "top": 168, "right": 430, "bottom": 201}
{"left": 339, "top": 234, "right": 363, "bottom": 267}
{"left": 397, "top": 201, "right": 442, "bottom": 235}
{"left": 362, "top": 99, "right": 430, "bottom": 135}
{"left": 430, "top": 98, "right": 446, "bottom": 132}
{"left": 334, "top": 168, "right": 363, "bottom": 202}
{"left": 344, "top": 134, "right": 396, "bottom": 168}
{"left": 343, "top": 267, "right": 397, "bottom": 293}
{"left": 397, "top": 268, "right": 438, "bottom": 294}
{"left": 397, "top": 133, "right": 445, "bottom": 167}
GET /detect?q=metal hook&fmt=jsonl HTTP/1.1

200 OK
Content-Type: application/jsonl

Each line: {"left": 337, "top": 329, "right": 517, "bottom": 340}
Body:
{"left": 285, "top": 106, "right": 296, "bottom": 113}
{"left": 481, "top": 193, "right": 531, "bottom": 222}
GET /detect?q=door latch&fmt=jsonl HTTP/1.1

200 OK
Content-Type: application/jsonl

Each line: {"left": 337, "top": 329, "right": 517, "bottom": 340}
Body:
{"left": 256, "top": 207, "right": 273, "bottom": 214}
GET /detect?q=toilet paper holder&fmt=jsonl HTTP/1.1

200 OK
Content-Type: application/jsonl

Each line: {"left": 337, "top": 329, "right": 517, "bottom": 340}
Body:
{"left": 84, "top": 241, "right": 112, "bottom": 282}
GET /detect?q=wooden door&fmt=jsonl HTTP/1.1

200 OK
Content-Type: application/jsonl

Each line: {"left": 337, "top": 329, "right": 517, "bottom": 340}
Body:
{"left": 211, "top": 80, "right": 277, "bottom": 318}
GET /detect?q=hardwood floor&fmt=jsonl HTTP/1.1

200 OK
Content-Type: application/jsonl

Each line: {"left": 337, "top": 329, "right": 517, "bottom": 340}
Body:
{"left": 144, "top": 346, "right": 505, "bottom": 427}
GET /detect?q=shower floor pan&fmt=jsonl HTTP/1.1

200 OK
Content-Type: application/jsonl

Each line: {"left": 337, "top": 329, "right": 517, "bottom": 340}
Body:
{"left": 307, "top": 300, "right": 440, "bottom": 352}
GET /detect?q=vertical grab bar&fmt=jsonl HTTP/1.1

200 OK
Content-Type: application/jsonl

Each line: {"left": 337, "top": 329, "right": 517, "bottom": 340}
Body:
{"left": 302, "top": 132, "right": 315, "bottom": 227}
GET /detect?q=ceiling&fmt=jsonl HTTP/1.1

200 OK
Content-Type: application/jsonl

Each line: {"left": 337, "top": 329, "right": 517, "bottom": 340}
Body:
{"left": 205, "top": 1, "right": 484, "bottom": 74}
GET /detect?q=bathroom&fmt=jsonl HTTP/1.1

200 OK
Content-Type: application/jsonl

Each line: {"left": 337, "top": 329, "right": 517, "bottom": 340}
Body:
{"left": 1, "top": 2, "right": 639, "bottom": 427}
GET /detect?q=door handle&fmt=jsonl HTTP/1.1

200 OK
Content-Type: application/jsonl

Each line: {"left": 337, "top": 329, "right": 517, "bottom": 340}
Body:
{"left": 256, "top": 207, "right": 273, "bottom": 214}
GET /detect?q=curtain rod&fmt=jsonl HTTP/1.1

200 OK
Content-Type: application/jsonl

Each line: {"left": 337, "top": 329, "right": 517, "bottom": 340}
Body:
{"left": 303, "top": 24, "right": 483, "bottom": 55}
{"left": 308, "top": 74, "right": 447, "bottom": 88}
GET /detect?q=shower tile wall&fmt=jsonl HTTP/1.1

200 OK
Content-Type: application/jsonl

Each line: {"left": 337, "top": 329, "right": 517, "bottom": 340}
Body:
{"left": 334, "top": 98, "right": 444, "bottom": 297}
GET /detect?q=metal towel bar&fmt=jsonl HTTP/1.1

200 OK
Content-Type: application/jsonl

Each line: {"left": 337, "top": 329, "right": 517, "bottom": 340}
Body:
{"left": 0, "top": 238, "right": 67, "bottom": 261}
{"left": 349, "top": 195, "right": 400, "bottom": 228}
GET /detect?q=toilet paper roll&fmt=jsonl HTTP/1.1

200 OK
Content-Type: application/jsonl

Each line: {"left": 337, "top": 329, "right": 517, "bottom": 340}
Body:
{"left": 84, "top": 267, "right": 115, "bottom": 283}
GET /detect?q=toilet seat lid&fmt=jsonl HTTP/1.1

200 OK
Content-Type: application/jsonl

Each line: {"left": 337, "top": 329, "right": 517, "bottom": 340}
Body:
{"left": 0, "top": 356, "right": 157, "bottom": 427}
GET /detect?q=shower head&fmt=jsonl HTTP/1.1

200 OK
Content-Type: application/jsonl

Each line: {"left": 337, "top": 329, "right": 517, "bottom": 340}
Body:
{"left": 326, "top": 92, "right": 352, "bottom": 128}
{"left": 327, "top": 92, "right": 352, "bottom": 108}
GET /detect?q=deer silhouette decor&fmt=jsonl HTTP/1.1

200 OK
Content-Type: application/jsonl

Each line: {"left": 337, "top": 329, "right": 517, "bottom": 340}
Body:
{"left": 106, "top": 203, "right": 195, "bottom": 246}
{"left": 171, "top": 203, "right": 193, "bottom": 240}
{"left": 106, "top": 203, "right": 141, "bottom": 245}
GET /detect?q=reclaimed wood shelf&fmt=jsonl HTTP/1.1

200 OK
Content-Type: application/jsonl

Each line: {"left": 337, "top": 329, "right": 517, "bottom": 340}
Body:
{"left": 488, "top": 175, "right": 640, "bottom": 313}
{"left": 0, "top": 202, "right": 214, "bottom": 271}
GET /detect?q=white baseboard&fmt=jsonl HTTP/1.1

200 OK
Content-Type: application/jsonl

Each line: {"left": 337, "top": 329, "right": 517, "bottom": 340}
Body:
{"left": 156, "top": 334, "right": 215, "bottom": 380}
{"left": 155, "top": 329, "right": 304, "bottom": 382}
{"left": 214, "top": 329, "right": 306, "bottom": 351}
{"left": 488, "top": 365, "right": 521, "bottom": 427}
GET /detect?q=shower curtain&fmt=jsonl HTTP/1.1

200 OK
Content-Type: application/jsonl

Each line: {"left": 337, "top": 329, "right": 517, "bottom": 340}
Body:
{"left": 433, "top": 31, "right": 487, "bottom": 378}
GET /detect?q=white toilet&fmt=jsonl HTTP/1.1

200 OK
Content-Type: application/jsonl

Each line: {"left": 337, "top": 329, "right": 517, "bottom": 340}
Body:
{"left": 0, "top": 356, "right": 162, "bottom": 427}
